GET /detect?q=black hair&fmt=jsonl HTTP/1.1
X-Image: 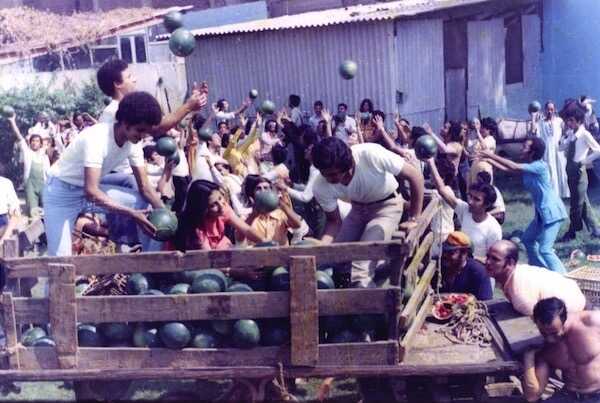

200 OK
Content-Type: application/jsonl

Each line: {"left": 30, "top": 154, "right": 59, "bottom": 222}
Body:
{"left": 314, "top": 100, "right": 323, "bottom": 108}
{"left": 115, "top": 92, "right": 162, "bottom": 127}
{"left": 143, "top": 145, "right": 157, "bottom": 161}
{"left": 271, "top": 144, "right": 288, "bottom": 165}
{"left": 242, "top": 174, "right": 271, "bottom": 202}
{"left": 360, "top": 98, "right": 374, "bottom": 113}
{"left": 533, "top": 297, "right": 567, "bottom": 325}
{"left": 527, "top": 137, "right": 546, "bottom": 161}
{"left": 545, "top": 100, "right": 555, "bottom": 109}
{"left": 289, "top": 94, "right": 301, "bottom": 108}
{"left": 221, "top": 132, "right": 231, "bottom": 148}
{"left": 216, "top": 99, "right": 227, "bottom": 111}
{"left": 469, "top": 181, "right": 497, "bottom": 209}
{"left": 312, "top": 137, "right": 353, "bottom": 172}
{"left": 411, "top": 126, "right": 428, "bottom": 142}
{"left": 193, "top": 113, "right": 207, "bottom": 132}
{"left": 476, "top": 171, "right": 492, "bottom": 185}
{"left": 373, "top": 110, "right": 385, "bottom": 121}
{"left": 175, "top": 179, "right": 221, "bottom": 252}
{"left": 400, "top": 118, "right": 410, "bottom": 126}
{"left": 504, "top": 240, "right": 519, "bottom": 265}
{"left": 96, "top": 59, "right": 128, "bottom": 98}
{"left": 265, "top": 119, "right": 277, "bottom": 131}
{"left": 564, "top": 104, "right": 586, "bottom": 123}
{"left": 481, "top": 117, "right": 498, "bottom": 137}
{"left": 303, "top": 129, "right": 319, "bottom": 148}
{"left": 29, "top": 134, "right": 42, "bottom": 144}
{"left": 337, "top": 103, "right": 348, "bottom": 111}
{"left": 448, "top": 121, "right": 464, "bottom": 143}
{"left": 435, "top": 157, "right": 456, "bottom": 187}
{"left": 217, "top": 121, "right": 229, "bottom": 129}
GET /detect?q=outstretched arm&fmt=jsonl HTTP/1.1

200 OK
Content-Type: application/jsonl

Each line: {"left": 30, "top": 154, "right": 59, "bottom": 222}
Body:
{"left": 426, "top": 158, "right": 458, "bottom": 209}
{"left": 152, "top": 82, "right": 208, "bottom": 135}
{"left": 478, "top": 150, "right": 524, "bottom": 172}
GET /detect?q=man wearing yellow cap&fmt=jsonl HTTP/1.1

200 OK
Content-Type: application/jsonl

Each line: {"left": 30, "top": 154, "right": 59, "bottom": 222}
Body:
{"left": 438, "top": 231, "right": 493, "bottom": 300}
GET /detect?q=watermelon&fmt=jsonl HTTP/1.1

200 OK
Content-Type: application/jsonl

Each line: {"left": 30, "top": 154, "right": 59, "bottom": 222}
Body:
{"left": 226, "top": 282, "right": 254, "bottom": 293}
{"left": 126, "top": 273, "right": 150, "bottom": 295}
{"left": 22, "top": 327, "right": 47, "bottom": 346}
{"left": 169, "top": 28, "right": 196, "bottom": 57}
{"left": 339, "top": 60, "right": 358, "bottom": 80}
{"left": 159, "top": 322, "right": 191, "bottom": 349}
{"left": 78, "top": 324, "right": 104, "bottom": 347}
{"left": 1, "top": 105, "right": 15, "bottom": 118}
{"left": 133, "top": 325, "right": 161, "bottom": 347}
{"left": 156, "top": 136, "right": 177, "bottom": 156}
{"left": 260, "top": 100, "right": 276, "bottom": 115}
{"left": 191, "top": 329, "right": 220, "bottom": 348}
{"left": 254, "top": 190, "right": 279, "bottom": 213}
{"left": 167, "top": 283, "right": 190, "bottom": 295}
{"left": 148, "top": 208, "right": 178, "bottom": 241}
{"left": 75, "top": 282, "right": 89, "bottom": 296}
{"left": 193, "top": 269, "right": 227, "bottom": 291}
{"left": 316, "top": 271, "right": 335, "bottom": 290}
{"left": 269, "top": 267, "right": 290, "bottom": 291}
{"left": 318, "top": 266, "right": 334, "bottom": 278}
{"left": 255, "top": 241, "right": 278, "bottom": 248}
{"left": 198, "top": 127, "right": 213, "bottom": 142}
{"left": 320, "top": 316, "right": 349, "bottom": 335}
{"left": 32, "top": 337, "right": 56, "bottom": 347}
{"left": 191, "top": 278, "right": 221, "bottom": 294}
{"left": 211, "top": 320, "right": 233, "bottom": 337}
{"left": 528, "top": 100, "right": 542, "bottom": 114}
{"left": 249, "top": 89, "right": 259, "bottom": 99}
{"left": 177, "top": 270, "right": 203, "bottom": 284}
{"left": 108, "top": 340, "right": 131, "bottom": 347}
{"left": 232, "top": 320, "right": 261, "bottom": 348}
{"left": 262, "top": 321, "right": 289, "bottom": 346}
{"left": 414, "top": 135, "right": 438, "bottom": 160}
{"left": 142, "top": 289, "right": 164, "bottom": 296}
{"left": 99, "top": 323, "right": 133, "bottom": 342}
{"left": 327, "top": 329, "right": 361, "bottom": 344}
{"left": 167, "top": 150, "right": 180, "bottom": 166}
{"left": 163, "top": 11, "right": 184, "bottom": 33}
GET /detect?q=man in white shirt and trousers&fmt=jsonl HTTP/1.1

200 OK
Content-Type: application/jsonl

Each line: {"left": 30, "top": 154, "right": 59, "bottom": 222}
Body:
{"left": 312, "top": 137, "right": 424, "bottom": 288}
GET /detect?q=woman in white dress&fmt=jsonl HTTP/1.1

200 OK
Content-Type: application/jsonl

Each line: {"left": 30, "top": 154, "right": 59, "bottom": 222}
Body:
{"left": 537, "top": 101, "right": 570, "bottom": 199}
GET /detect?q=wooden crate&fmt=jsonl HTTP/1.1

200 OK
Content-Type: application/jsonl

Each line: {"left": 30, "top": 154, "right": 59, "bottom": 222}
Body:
{"left": 0, "top": 196, "right": 439, "bottom": 381}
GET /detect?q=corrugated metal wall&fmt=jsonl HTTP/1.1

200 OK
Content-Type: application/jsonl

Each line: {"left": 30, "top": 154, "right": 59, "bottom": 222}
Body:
{"left": 394, "top": 18, "right": 445, "bottom": 129}
{"left": 185, "top": 21, "right": 397, "bottom": 118}
{"left": 467, "top": 18, "right": 507, "bottom": 119}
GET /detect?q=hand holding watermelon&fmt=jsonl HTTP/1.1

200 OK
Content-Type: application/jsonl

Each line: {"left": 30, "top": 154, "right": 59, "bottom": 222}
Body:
{"left": 131, "top": 209, "right": 157, "bottom": 238}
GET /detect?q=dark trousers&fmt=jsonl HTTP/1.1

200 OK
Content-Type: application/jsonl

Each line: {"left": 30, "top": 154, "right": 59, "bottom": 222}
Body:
{"left": 566, "top": 163, "right": 599, "bottom": 234}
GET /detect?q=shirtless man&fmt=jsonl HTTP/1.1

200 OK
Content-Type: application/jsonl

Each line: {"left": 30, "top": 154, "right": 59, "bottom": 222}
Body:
{"left": 523, "top": 297, "right": 600, "bottom": 402}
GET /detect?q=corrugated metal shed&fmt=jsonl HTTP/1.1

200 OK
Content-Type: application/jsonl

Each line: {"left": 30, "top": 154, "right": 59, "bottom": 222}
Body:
{"left": 185, "top": 20, "right": 398, "bottom": 115}
{"left": 158, "top": 0, "right": 493, "bottom": 38}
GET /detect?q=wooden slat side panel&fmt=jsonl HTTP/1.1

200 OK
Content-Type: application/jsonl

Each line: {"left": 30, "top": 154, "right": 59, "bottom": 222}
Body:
{"left": 399, "top": 294, "right": 432, "bottom": 362}
{"left": 406, "top": 193, "right": 439, "bottom": 249}
{"left": 3, "top": 241, "right": 409, "bottom": 278}
{"left": 399, "top": 261, "right": 436, "bottom": 330}
{"left": 17, "top": 342, "right": 398, "bottom": 370}
{"left": 12, "top": 288, "right": 397, "bottom": 324}
{"left": 403, "top": 232, "right": 433, "bottom": 292}
{"left": 289, "top": 256, "right": 318, "bottom": 366}
{"left": 48, "top": 264, "right": 77, "bottom": 369}
{"left": 1, "top": 293, "right": 20, "bottom": 369}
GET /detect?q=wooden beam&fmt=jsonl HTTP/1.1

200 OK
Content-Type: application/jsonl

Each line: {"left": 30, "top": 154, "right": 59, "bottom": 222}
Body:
{"left": 1, "top": 293, "right": 20, "bottom": 369}
{"left": 2, "top": 241, "right": 409, "bottom": 279}
{"left": 289, "top": 256, "right": 318, "bottom": 367}
{"left": 11, "top": 288, "right": 397, "bottom": 324}
{"left": 17, "top": 341, "right": 399, "bottom": 370}
{"left": 0, "top": 359, "right": 521, "bottom": 381}
{"left": 399, "top": 261, "right": 436, "bottom": 330}
{"left": 406, "top": 193, "right": 439, "bottom": 250}
{"left": 399, "top": 294, "right": 432, "bottom": 362}
{"left": 48, "top": 264, "right": 77, "bottom": 369}
{"left": 403, "top": 232, "right": 433, "bottom": 292}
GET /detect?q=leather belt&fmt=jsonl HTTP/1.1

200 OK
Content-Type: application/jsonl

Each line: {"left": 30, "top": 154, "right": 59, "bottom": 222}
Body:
{"left": 352, "top": 192, "right": 398, "bottom": 207}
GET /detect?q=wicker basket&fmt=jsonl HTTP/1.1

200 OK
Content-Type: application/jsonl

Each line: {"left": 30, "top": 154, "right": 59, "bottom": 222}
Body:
{"left": 566, "top": 266, "right": 600, "bottom": 309}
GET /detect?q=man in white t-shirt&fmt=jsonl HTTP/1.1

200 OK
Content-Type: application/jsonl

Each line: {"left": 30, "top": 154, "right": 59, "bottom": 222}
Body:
{"left": 308, "top": 100, "right": 324, "bottom": 131}
{"left": 212, "top": 98, "right": 250, "bottom": 124}
{"left": 43, "top": 92, "right": 165, "bottom": 256}
{"left": 332, "top": 103, "right": 358, "bottom": 144}
{"left": 486, "top": 240, "right": 586, "bottom": 316}
{"left": 96, "top": 59, "right": 207, "bottom": 188}
{"left": 0, "top": 168, "right": 21, "bottom": 247}
{"left": 312, "top": 138, "right": 424, "bottom": 287}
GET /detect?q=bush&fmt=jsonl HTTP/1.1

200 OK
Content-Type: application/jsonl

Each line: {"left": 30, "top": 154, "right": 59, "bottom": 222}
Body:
{"left": 0, "top": 77, "right": 105, "bottom": 186}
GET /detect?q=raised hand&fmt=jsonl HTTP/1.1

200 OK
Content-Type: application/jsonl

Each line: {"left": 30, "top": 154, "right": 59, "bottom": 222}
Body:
{"left": 322, "top": 108, "right": 332, "bottom": 123}
{"left": 423, "top": 122, "right": 434, "bottom": 135}
{"left": 373, "top": 115, "right": 385, "bottom": 131}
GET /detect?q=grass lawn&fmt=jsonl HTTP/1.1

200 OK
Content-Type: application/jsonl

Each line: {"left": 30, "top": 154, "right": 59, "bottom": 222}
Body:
{"left": 6, "top": 170, "right": 600, "bottom": 402}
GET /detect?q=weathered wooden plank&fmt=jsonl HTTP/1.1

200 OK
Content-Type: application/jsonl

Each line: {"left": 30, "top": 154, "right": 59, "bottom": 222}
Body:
{"left": 1, "top": 293, "right": 20, "bottom": 369}
{"left": 399, "top": 293, "right": 432, "bottom": 362}
{"left": 406, "top": 193, "right": 439, "bottom": 249}
{"left": 0, "top": 238, "right": 18, "bottom": 259}
{"left": 399, "top": 261, "right": 436, "bottom": 330}
{"left": 12, "top": 288, "right": 398, "bottom": 324}
{"left": 486, "top": 299, "right": 542, "bottom": 355}
{"left": 0, "top": 360, "right": 521, "bottom": 381}
{"left": 48, "top": 264, "right": 77, "bottom": 369}
{"left": 2, "top": 241, "right": 409, "bottom": 278}
{"left": 289, "top": 256, "right": 318, "bottom": 366}
{"left": 403, "top": 232, "right": 433, "bottom": 293}
{"left": 17, "top": 341, "right": 398, "bottom": 370}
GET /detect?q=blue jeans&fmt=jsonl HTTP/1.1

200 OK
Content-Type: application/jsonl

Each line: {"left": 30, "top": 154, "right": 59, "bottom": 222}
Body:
{"left": 521, "top": 215, "right": 565, "bottom": 274}
{"left": 42, "top": 177, "right": 162, "bottom": 256}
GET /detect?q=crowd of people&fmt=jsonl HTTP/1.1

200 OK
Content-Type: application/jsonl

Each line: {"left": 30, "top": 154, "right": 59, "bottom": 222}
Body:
{"left": 1, "top": 57, "right": 600, "bottom": 401}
